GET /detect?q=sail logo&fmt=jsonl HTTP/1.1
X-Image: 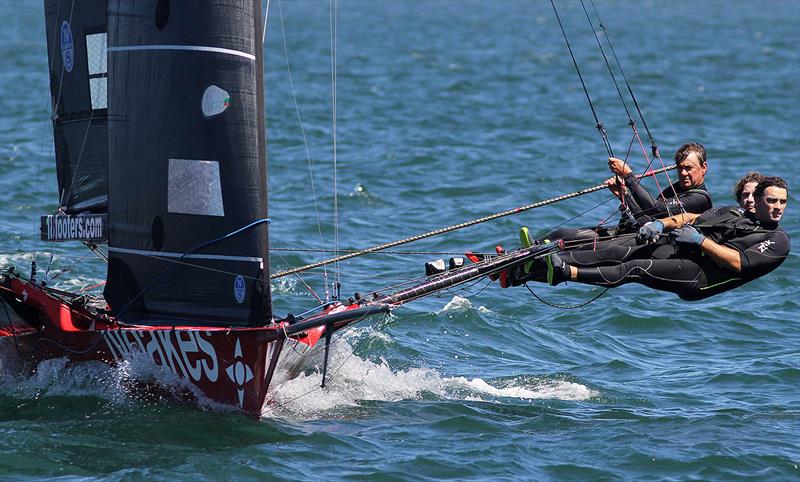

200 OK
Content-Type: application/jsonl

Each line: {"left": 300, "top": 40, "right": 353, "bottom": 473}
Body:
{"left": 41, "top": 214, "right": 106, "bottom": 242}
{"left": 202, "top": 85, "right": 231, "bottom": 117}
{"left": 234, "top": 275, "right": 246, "bottom": 303}
{"left": 60, "top": 21, "right": 74, "bottom": 72}
{"left": 102, "top": 329, "right": 220, "bottom": 383}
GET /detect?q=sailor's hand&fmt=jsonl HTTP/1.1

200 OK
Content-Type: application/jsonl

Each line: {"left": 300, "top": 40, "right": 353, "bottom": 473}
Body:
{"left": 637, "top": 220, "right": 664, "bottom": 244}
{"left": 608, "top": 157, "right": 632, "bottom": 176}
{"left": 673, "top": 226, "right": 706, "bottom": 246}
{"left": 605, "top": 176, "right": 627, "bottom": 197}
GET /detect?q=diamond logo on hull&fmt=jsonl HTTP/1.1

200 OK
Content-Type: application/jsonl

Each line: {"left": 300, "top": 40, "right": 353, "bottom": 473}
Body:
{"left": 225, "top": 339, "right": 254, "bottom": 408}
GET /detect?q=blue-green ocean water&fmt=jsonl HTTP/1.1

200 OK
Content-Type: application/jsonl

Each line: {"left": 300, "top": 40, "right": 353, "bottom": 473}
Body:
{"left": 1, "top": 0, "right": 799, "bottom": 480}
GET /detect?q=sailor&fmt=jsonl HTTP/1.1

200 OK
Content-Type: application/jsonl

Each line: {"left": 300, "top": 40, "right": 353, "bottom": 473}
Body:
{"left": 733, "top": 171, "right": 764, "bottom": 214}
{"left": 504, "top": 176, "right": 789, "bottom": 301}
{"left": 539, "top": 142, "right": 713, "bottom": 251}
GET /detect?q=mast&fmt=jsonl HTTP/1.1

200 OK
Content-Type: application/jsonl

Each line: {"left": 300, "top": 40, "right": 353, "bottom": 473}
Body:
{"left": 104, "top": 0, "right": 271, "bottom": 326}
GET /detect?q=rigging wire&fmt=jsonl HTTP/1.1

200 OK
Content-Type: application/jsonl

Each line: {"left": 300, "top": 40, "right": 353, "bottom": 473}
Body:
{"left": 277, "top": 0, "right": 331, "bottom": 300}
{"left": 578, "top": 0, "right": 676, "bottom": 218}
{"left": 549, "top": 0, "right": 613, "bottom": 159}
{"left": 262, "top": 0, "right": 271, "bottom": 43}
{"left": 548, "top": 0, "right": 635, "bottom": 224}
{"left": 329, "top": 0, "right": 341, "bottom": 297}
{"left": 580, "top": 0, "right": 677, "bottom": 216}
{"left": 587, "top": 0, "right": 684, "bottom": 212}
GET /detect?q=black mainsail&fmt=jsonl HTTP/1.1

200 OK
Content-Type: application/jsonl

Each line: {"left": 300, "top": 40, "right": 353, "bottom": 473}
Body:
{"left": 104, "top": 0, "right": 271, "bottom": 326}
{"left": 44, "top": 0, "right": 109, "bottom": 214}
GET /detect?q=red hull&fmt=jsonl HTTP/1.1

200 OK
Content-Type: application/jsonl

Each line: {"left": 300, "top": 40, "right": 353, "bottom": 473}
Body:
{"left": 0, "top": 274, "right": 379, "bottom": 417}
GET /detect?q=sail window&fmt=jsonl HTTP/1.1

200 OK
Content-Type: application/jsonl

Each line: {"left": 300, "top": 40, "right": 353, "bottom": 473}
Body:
{"left": 167, "top": 159, "right": 225, "bottom": 217}
{"left": 86, "top": 32, "right": 107, "bottom": 110}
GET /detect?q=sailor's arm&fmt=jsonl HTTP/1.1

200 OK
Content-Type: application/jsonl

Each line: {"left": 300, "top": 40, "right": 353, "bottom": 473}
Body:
{"left": 698, "top": 237, "right": 742, "bottom": 273}
{"left": 671, "top": 223, "right": 742, "bottom": 272}
{"left": 658, "top": 212, "right": 702, "bottom": 230}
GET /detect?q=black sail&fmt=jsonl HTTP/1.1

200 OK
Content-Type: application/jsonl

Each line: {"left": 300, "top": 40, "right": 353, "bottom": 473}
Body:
{"left": 44, "top": 0, "right": 109, "bottom": 213}
{"left": 104, "top": 0, "right": 271, "bottom": 326}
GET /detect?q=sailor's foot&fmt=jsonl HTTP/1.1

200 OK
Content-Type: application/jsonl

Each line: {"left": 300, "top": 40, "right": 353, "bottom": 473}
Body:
{"left": 495, "top": 228, "right": 551, "bottom": 288}
{"left": 545, "top": 251, "right": 570, "bottom": 286}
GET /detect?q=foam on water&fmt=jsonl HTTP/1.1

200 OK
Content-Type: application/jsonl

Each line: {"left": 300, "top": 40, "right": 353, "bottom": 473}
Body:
{"left": 0, "top": 347, "right": 233, "bottom": 412}
{"left": 262, "top": 329, "right": 596, "bottom": 419}
{"left": 439, "top": 295, "right": 492, "bottom": 314}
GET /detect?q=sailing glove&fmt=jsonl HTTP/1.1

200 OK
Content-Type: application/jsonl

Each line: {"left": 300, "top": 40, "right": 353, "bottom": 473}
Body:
{"left": 637, "top": 220, "right": 664, "bottom": 244}
{"left": 673, "top": 226, "right": 705, "bottom": 246}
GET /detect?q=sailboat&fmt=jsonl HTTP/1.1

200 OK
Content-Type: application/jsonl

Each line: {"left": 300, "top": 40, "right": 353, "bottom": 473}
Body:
{"left": 0, "top": 0, "right": 566, "bottom": 416}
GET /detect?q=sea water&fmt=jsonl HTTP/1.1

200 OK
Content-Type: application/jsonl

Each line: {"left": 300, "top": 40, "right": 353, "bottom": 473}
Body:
{"left": 1, "top": 1, "right": 798, "bottom": 480}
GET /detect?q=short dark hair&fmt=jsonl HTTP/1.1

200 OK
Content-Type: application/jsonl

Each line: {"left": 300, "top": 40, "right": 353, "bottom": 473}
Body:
{"left": 733, "top": 171, "right": 764, "bottom": 202}
{"left": 674, "top": 142, "right": 706, "bottom": 165}
{"left": 754, "top": 176, "right": 789, "bottom": 198}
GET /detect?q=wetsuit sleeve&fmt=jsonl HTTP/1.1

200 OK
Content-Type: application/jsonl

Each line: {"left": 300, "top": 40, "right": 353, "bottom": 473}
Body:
{"left": 623, "top": 173, "right": 657, "bottom": 212}
{"left": 623, "top": 174, "right": 712, "bottom": 219}
{"left": 739, "top": 231, "right": 791, "bottom": 276}
{"left": 671, "top": 190, "right": 712, "bottom": 215}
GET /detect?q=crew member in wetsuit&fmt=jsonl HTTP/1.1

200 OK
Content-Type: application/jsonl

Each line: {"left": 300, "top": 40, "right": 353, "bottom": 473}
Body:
{"left": 607, "top": 142, "right": 713, "bottom": 228}
{"left": 733, "top": 171, "right": 763, "bottom": 214}
{"left": 541, "top": 142, "right": 713, "bottom": 250}
{"left": 506, "top": 176, "right": 789, "bottom": 301}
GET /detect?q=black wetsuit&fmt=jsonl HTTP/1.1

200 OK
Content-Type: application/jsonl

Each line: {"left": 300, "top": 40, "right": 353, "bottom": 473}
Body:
{"left": 562, "top": 206, "right": 790, "bottom": 300}
{"left": 622, "top": 176, "right": 712, "bottom": 227}
{"left": 540, "top": 179, "right": 712, "bottom": 251}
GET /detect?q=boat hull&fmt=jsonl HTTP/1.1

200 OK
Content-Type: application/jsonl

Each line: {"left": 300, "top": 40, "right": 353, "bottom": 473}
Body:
{"left": 0, "top": 275, "right": 371, "bottom": 416}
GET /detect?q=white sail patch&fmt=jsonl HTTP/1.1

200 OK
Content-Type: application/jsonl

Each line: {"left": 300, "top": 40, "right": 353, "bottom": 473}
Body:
{"left": 167, "top": 159, "right": 225, "bottom": 216}
{"left": 202, "top": 85, "right": 231, "bottom": 117}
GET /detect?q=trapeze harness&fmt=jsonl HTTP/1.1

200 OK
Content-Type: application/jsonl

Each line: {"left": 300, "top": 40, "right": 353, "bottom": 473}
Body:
{"left": 562, "top": 206, "right": 790, "bottom": 301}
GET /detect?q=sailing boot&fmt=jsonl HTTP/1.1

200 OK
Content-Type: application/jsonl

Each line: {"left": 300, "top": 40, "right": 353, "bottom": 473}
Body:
{"left": 497, "top": 227, "right": 549, "bottom": 287}
{"left": 545, "top": 251, "right": 570, "bottom": 286}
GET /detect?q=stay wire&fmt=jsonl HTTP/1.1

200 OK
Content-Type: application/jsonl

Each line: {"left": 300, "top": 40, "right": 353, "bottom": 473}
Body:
{"left": 330, "top": 0, "right": 341, "bottom": 295}
{"left": 579, "top": 0, "right": 632, "bottom": 122}
{"left": 277, "top": 0, "right": 331, "bottom": 300}
{"left": 549, "top": 0, "right": 613, "bottom": 159}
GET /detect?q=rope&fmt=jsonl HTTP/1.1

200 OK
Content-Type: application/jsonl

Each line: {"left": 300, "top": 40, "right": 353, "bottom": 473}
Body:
{"left": 525, "top": 283, "right": 607, "bottom": 309}
{"left": 270, "top": 166, "right": 675, "bottom": 279}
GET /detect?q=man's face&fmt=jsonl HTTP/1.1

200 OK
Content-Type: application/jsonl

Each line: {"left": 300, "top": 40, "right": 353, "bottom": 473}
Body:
{"left": 754, "top": 186, "right": 788, "bottom": 223}
{"left": 677, "top": 152, "right": 707, "bottom": 189}
{"left": 739, "top": 181, "right": 759, "bottom": 213}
